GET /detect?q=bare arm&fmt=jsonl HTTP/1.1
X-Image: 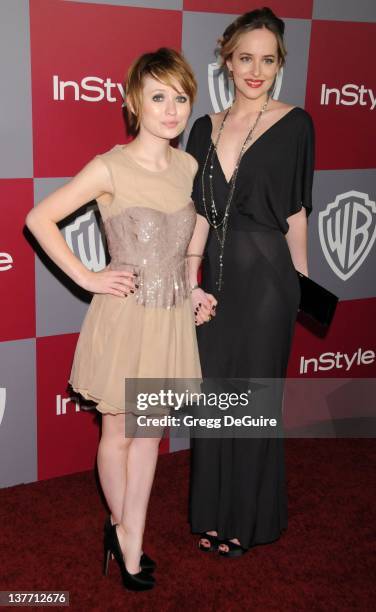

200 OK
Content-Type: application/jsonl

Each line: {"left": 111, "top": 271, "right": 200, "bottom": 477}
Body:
{"left": 186, "top": 214, "right": 209, "bottom": 287}
{"left": 186, "top": 214, "right": 217, "bottom": 325}
{"left": 26, "top": 157, "right": 135, "bottom": 296}
{"left": 285, "top": 207, "right": 309, "bottom": 276}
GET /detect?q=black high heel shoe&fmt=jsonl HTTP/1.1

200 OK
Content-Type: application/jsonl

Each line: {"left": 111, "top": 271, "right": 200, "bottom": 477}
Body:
{"left": 104, "top": 524, "right": 155, "bottom": 591}
{"left": 104, "top": 517, "right": 156, "bottom": 572}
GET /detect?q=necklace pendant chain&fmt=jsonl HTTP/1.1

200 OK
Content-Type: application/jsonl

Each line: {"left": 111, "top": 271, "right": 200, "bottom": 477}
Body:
{"left": 201, "top": 98, "right": 269, "bottom": 291}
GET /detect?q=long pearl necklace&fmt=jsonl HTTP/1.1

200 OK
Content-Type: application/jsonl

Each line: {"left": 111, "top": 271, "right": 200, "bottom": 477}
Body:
{"left": 201, "top": 98, "right": 269, "bottom": 291}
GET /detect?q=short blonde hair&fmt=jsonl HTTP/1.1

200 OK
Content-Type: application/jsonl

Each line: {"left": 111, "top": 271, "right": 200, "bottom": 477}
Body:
{"left": 125, "top": 48, "right": 197, "bottom": 132}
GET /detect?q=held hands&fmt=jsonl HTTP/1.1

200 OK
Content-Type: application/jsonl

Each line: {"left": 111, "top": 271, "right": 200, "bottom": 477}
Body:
{"left": 191, "top": 288, "right": 217, "bottom": 326}
{"left": 80, "top": 268, "right": 138, "bottom": 297}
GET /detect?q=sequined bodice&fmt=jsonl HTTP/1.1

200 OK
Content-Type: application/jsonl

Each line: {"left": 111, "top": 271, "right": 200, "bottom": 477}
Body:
{"left": 96, "top": 144, "right": 198, "bottom": 308}
{"left": 105, "top": 202, "right": 196, "bottom": 308}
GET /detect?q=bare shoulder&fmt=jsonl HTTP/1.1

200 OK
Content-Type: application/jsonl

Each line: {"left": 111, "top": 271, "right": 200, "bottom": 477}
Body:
{"left": 208, "top": 110, "right": 227, "bottom": 124}
{"left": 267, "top": 100, "right": 295, "bottom": 115}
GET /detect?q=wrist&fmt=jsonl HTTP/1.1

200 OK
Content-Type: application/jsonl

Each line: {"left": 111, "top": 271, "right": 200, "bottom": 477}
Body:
{"left": 188, "top": 272, "right": 199, "bottom": 286}
{"left": 186, "top": 253, "right": 204, "bottom": 260}
{"left": 74, "top": 266, "right": 91, "bottom": 288}
{"left": 190, "top": 283, "right": 200, "bottom": 294}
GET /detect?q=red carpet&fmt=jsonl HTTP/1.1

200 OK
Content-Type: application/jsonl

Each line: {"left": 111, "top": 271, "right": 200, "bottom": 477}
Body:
{"left": 1, "top": 440, "right": 375, "bottom": 611}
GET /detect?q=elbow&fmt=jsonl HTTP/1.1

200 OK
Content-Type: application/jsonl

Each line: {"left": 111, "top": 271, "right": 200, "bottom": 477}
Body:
{"left": 25, "top": 209, "right": 38, "bottom": 233}
{"left": 25, "top": 209, "right": 34, "bottom": 230}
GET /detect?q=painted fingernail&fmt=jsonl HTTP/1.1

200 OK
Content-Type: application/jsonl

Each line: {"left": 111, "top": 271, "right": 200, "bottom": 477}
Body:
{"left": 135, "top": 284, "right": 139, "bottom": 289}
{"left": 130, "top": 290, "right": 134, "bottom": 294}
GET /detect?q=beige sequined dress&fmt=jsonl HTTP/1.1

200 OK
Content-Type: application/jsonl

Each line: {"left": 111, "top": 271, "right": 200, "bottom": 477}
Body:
{"left": 69, "top": 144, "right": 201, "bottom": 415}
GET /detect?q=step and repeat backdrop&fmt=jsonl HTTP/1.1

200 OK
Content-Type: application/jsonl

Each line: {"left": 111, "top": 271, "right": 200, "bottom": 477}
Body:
{"left": 1, "top": 0, "right": 375, "bottom": 487}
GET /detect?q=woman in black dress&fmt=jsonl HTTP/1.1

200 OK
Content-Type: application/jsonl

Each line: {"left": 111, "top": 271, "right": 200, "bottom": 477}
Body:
{"left": 186, "top": 8, "right": 314, "bottom": 555}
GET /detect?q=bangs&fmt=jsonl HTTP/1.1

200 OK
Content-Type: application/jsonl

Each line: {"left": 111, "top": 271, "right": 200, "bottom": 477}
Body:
{"left": 125, "top": 48, "right": 197, "bottom": 133}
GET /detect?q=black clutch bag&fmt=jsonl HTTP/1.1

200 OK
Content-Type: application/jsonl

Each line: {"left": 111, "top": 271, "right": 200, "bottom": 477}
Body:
{"left": 297, "top": 271, "right": 338, "bottom": 327}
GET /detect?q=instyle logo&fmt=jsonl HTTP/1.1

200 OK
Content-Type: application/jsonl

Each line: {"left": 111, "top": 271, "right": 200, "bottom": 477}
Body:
{"left": 52, "top": 75, "right": 125, "bottom": 105}
{"left": 0, "top": 252, "right": 13, "bottom": 272}
{"left": 64, "top": 208, "right": 106, "bottom": 272}
{"left": 320, "top": 84, "right": 376, "bottom": 110}
{"left": 208, "top": 62, "right": 283, "bottom": 112}
{"left": 300, "top": 348, "right": 375, "bottom": 374}
{"left": 0, "top": 388, "right": 6, "bottom": 426}
{"left": 319, "top": 191, "right": 376, "bottom": 281}
{"left": 56, "top": 394, "right": 80, "bottom": 415}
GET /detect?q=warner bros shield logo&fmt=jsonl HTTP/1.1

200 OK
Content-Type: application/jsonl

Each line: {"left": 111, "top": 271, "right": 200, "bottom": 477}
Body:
{"left": 0, "top": 388, "right": 6, "bottom": 427}
{"left": 64, "top": 206, "right": 106, "bottom": 272}
{"left": 208, "top": 62, "right": 284, "bottom": 112}
{"left": 319, "top": 190, "right": 376, "bottom": 281}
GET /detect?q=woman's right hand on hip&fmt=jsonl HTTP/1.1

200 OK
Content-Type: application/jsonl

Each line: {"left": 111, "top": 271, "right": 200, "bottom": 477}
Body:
{"left": 80, "top": 269, "right": 137, "bottom": 297}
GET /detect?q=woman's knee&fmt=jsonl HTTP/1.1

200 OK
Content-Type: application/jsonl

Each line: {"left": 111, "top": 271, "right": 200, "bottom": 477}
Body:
{"left": 101, "top": 414, "right": 131, "bottom": 449}
{"left": 132, "top": 436, "right": 162, "bottom": 453}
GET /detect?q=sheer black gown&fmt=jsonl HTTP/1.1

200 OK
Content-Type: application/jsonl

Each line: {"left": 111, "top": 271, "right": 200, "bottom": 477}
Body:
{"left": 186, "top": 107, "right": 314, "bottom": 548}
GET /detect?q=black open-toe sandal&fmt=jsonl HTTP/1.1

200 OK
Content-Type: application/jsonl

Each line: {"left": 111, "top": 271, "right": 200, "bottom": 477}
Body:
{"left": 218, "top": 539, "right": 248, "bottom": 558}
{"left": 198, "top": 532, "right": 220, "bottom": 552}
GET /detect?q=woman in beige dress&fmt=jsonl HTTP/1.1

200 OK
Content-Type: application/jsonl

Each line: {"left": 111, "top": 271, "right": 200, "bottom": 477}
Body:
{"left": 26, "top": 48, "right": 215, "bottom": 591}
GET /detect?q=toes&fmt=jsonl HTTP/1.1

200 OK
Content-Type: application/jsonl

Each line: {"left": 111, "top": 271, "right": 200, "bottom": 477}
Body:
{"left": 219, "top": 544, "right": 229, "bottom": 553}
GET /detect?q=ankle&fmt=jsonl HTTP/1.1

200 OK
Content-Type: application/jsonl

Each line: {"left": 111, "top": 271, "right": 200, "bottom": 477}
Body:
{"left": 118, "top": 523, "right": 143, "bottom": 542}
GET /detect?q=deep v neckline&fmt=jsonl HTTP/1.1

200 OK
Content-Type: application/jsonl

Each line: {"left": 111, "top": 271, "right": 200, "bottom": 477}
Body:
{"left": 207, "top": 107, "right": 298, "bottom": 185}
